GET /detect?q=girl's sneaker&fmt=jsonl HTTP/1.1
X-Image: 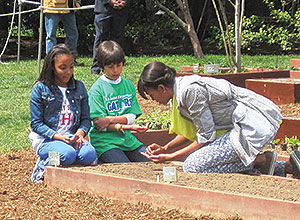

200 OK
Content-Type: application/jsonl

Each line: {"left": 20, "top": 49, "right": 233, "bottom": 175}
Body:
{"left": 31, "top": 157, "right": 44, "bottom": 183}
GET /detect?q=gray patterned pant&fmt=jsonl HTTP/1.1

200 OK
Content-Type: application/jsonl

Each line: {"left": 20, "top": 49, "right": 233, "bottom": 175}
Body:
{"left": 183, "top": 132, "right": 253, "bottom": 173}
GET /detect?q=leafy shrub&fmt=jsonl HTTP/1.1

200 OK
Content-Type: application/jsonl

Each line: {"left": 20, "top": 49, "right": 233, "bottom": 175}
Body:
{"left": 135, "top": 110, "right": 171, "bottom": 130}
{"left": 205, "top": 0, "right": 300, "bottom": 54}
{"left": 124, "top": 0, "right": 186, "bottom": 48}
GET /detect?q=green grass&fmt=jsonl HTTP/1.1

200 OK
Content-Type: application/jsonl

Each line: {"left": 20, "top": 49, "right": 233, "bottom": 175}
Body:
{"left": 0, "top": 54, "right": 300, "bottom": 152}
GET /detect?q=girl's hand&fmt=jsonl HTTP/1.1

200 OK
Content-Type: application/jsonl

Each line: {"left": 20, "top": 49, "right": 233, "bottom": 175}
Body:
{"left": 70, "top": 130, "right": 87, "bottom": 150}
{"left": 53, "top": 133, "right": 72, "bottom": 143}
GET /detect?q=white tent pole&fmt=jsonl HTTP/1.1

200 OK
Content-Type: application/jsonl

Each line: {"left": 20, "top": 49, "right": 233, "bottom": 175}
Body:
{"left": 37, "top": 0, "right": 43, "bottom": 75}
{"left": 17, "top": 3, "right": 21, "bottom": 63}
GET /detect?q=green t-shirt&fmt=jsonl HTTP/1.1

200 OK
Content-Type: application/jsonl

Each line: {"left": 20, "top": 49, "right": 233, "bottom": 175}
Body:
{"left": 88, "top": 77, "right": 143, "bottom": 156}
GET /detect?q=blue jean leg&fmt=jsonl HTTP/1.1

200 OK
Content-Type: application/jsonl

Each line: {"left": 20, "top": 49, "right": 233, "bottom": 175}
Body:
{"left": 74, "top": 141, "right": 97, "bottom": 165}
{"left": 99, "top": 145, "right": 149, "bottom": 163}
{"left": 60, "top": 13, "right": 78, "bottom": 52}
{"left": 38, "top": 139, "right": 97, "bottom": 168}
{"left": 45, "top": 13, "right": 60, "bottom": 54}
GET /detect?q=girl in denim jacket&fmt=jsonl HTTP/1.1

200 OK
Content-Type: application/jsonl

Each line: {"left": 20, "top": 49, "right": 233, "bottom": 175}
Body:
{"left": 29, "top": 44, "right": 97, "bottom": 182}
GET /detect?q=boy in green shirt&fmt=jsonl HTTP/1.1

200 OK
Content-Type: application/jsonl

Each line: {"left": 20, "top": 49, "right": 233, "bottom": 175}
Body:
{"left": 88, "top": 40, "right": 149, "bottom": 163}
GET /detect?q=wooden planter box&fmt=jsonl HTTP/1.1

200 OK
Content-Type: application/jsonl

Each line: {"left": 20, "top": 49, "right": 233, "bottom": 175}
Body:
{"left": 290, "top": 70, "right": 300, "bottom": 78}
{"left": 289, "top": 59, "right": 300, "bottom": 78}
{"left": 45, "top": 128, "right": 300, "bottom": 219}
{"left": 275, "top": 117, "right": 300, "bottom": 140}
{"left": 177, "top": 67, "right": 290, "bottom": 88}
{"left": 132, "top": 129, "right": 176, "bottom": 147}
{"left": 245, "top": 78, "right": 300, "bottom": 105}
{"left": 45, "top": 164, "right": 300, "bottom": 220}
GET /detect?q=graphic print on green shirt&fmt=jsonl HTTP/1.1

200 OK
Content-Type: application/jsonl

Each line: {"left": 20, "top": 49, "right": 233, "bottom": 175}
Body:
{"left": 88, "top": 77, "right": 143, "bottom": 156}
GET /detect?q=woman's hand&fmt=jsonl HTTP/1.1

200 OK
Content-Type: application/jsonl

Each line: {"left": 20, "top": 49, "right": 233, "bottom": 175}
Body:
{"left": 145, "top": 143, "right": 166, "bottom": 155}
{"left": 141, "top": 152, "right": 172, "bottom": 163}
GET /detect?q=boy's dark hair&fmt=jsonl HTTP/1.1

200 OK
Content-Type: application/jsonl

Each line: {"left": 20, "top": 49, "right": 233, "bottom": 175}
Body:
{"left": 38, "top": 44, "right": 75, "bottom": 88}
{"left": 138, "top": 61, "right": 176, "bottom": 99}
{"left": 96, "top": 40, "right": 126, "bottom": 70}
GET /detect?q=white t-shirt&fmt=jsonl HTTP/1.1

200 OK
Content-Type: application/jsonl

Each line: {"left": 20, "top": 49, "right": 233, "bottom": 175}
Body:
{"left": 56, "top": 86, "right": 74, "bottom": 136}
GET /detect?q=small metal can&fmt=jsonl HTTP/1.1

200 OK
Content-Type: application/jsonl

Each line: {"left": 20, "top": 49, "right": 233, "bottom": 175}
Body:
{"left": 193, "top": 63, "right": 199, "bottom": 73}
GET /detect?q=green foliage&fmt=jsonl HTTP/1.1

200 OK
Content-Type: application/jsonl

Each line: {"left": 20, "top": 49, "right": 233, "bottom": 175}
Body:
{"left": 135, "top": 110, "right": 171, "bottom": 130}
{"left": 206, "top": 0, "right": 300, "bottom": 53}
{"left": 124, "top": 0, "right": 186, "bottom": 47}
{"left": 270, "top": 138, "right": 281, "bottom": 145}
{"left": 281, "top": 135, "right": 300, "bottom": 151}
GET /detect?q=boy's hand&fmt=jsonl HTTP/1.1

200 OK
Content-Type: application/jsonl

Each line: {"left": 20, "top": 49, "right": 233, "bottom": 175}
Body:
{"left": 93, "top": 117, "right": 111, "bottom": 131}
{"left": 131, "top": 122, "right": 150, "bottom": 133}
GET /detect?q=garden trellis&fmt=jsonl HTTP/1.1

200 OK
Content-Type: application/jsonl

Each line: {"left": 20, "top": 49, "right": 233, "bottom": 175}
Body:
{"left": 0, "top": 0, "right": 94, "bottom": 74}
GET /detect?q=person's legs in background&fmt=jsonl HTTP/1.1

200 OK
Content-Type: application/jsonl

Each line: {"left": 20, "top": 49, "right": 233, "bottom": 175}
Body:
{"left": 61, "top": 13, "right": 78, "bottom": 54}
{"left": 61, "top": 12, "right": 84, "bottom": 66}
{"left": 45, "top": 13, "right": 60, "bottom": 54}
{"left": 110, "top": 11, "right": 128, "bottom": 45}
{"left": 91, "top": 14, "right": 112, "bottom": 74}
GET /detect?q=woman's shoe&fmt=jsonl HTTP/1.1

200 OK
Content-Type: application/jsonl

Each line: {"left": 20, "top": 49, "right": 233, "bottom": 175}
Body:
{"left": 290, "top": 150, "right": 300, "bottom": 179}
{"left": 259, "top": 151, "right": 277, "bottom": 175}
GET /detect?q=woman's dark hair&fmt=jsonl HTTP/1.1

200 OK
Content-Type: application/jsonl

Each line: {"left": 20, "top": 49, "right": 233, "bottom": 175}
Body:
{"left": 37, "top": 44, "right": 74, "bottom": 88}
{"left": 96, "top": 40, "right": 125, "bottom": 70}
{"left": 138, "top": 61, "right": 176, "bottom": 99}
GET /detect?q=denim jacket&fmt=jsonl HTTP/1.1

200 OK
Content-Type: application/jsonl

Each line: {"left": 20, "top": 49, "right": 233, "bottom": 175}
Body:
{"left": 30, "top": 78, "right": 91, "bottom": 140}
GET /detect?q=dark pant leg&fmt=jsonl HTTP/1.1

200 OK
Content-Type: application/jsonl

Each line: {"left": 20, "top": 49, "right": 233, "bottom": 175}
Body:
{"left": 91, "top": 14, "right": 112, "bottom": 72}
{"left": 110, "top": 11, "right": 128, "bottom": 44}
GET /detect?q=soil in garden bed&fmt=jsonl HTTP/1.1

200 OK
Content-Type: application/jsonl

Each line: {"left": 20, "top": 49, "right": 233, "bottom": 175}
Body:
{"left": 2, "top": 148, "right": 237, "bottom": 220}
{"left": 73, "top": 162, "right": 300, "bottom": 203}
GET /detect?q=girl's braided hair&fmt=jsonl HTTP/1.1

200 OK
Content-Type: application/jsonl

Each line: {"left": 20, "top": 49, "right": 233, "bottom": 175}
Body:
{"left": 138, "top": 62, "right": 176, "bottom": 99}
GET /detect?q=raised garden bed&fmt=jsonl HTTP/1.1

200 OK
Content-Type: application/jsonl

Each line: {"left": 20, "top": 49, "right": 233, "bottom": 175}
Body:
{"left": 178, "top": 67, "right": 290, "bottom": 88}
{"left": 45, "top": 125, "right": 300, "bottom": 219}
{"left": 45, "top": 162, "right": 300, "bottom": 220}
{"left": 245, "top": 78, "right": 300, "bottom": 105}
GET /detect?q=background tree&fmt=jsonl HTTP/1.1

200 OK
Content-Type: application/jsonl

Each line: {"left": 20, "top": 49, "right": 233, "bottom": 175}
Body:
{"left": 154, "top": 0, "right": 204, "bottom": 58}
{"left": 211, "top": 0, "right": 245, "bottom": 73}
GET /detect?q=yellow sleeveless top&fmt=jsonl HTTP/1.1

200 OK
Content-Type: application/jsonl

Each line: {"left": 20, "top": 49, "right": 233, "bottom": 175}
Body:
{"left": 169, "top": 96, "right": 227, "bottom": 141}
